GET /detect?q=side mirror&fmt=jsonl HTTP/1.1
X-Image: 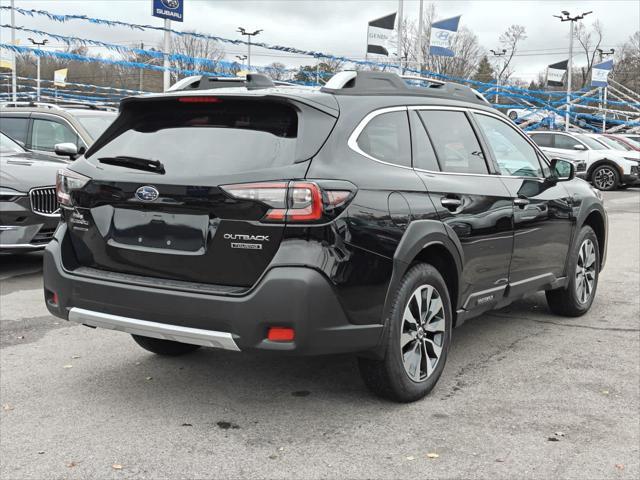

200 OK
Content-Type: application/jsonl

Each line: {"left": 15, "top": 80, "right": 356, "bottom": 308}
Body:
{"left": 549, "top": 158, "right": 575, "bottom": 182}
{"left": 573, "top": 144, "right": 587, "bottom": 151}
{"left": 54, "top": 142, "right": 79, "bottom": 159}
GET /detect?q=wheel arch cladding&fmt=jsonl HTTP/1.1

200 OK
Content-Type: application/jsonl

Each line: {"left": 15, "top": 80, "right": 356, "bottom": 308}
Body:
{"left": 582, "top": 209, "right": 606, "bottom": 268}
{"left": 587, "top": 160, "right": 622, "bottom": 180}
{"left": 383, "top": 220, "right": 463, "bottom": 327}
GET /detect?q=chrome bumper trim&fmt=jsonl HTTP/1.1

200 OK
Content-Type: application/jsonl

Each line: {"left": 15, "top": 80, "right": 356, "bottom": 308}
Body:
{"left": 68, "top": 307, "right": 241, "bottom": 351}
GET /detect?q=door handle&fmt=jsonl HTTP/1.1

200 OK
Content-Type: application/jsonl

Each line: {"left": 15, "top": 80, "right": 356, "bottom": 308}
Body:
{"left": 513, "top": 197, "right": 530, "bottom": 208}
{"left": 441, "top": 197, "right": 462, "bottom": 211}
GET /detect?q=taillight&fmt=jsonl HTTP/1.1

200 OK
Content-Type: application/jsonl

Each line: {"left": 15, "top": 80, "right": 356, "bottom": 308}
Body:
{"left": 221, "top": 181, "right": 354, "bottom": 223}
{"left": 56, "top": 169, "right": 90, "bottom": 207}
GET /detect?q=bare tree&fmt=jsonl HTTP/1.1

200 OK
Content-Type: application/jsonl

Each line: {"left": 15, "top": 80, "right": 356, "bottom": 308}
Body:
{"left": 494, "top": 25, "right": 527, "bottom": 83}
{"left": 612, "top": 31, "right": 640, "bottom": 92}
{"left": 169, "top": 31, "right": 225, "bottom": 81}
{"left": 574, "top": 20, "right": 604, "bottom": 88}
{"left": 264, "top": 62, "right": 287, "bottom": 81}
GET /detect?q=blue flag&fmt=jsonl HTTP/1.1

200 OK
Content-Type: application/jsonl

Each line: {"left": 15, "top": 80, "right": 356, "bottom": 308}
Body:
{"left": 429, "top": 15, "right": 461, "bottom": 57}
{"left": 591, "top": 60, "right": 613, "bottom": 87}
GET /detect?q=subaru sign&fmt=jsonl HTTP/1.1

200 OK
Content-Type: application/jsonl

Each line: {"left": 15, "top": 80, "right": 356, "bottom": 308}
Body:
{"left": 153, "top": 0, "right": 183, "bottom": 22}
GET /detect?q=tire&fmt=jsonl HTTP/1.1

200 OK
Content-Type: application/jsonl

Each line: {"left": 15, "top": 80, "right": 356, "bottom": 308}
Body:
{"left": 131, "top": 335, "right": 201, "bottom": 356}
{"left": 546, "top": 226, "right": 599, "bottom": 317}
{"left": 358, "top": 263, "right": 453, "bottom": 402}
{"left": 591, "top": 164, "right": 620, "bottom": 191}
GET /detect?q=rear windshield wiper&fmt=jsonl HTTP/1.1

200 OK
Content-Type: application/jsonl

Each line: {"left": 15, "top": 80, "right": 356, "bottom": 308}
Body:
{"left": 97, "top": 156, "right": 165, "bottom": 174}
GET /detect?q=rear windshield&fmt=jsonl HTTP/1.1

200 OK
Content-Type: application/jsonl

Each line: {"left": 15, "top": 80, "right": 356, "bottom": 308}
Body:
{"left": 87, "top": 100, "right": 303, "bottom": 174}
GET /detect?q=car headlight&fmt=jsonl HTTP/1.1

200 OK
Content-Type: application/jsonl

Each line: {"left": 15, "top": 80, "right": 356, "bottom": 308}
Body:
{"left": 0, "top": 187, "right": 27, "bottom": 202}
{"left": 56, "top": 169, "right": 90, "bottom": 207}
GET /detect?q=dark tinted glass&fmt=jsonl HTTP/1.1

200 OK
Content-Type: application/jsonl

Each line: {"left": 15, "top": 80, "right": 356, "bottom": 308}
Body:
{"left": 410, "top": 111, "right": 439, "bottom": 171}
{"left": 554, "top": 134, "right": 583, "bottom": 150}
{"left": 475, "top": 114, "right": 543, "bottom": 177}
{"left": 357, "top": 111, "right": 411, "bottom": 167}
{"left": 418, "top": 110, "right": 488, "bottom": 174}
{"left": 0, "top": 117, "right": 29, "bottom": 145}
{"left": 87, "top": 101, "right": 301, "bottom": 174}
{"left": 530, "top": 133, "right": 553, "bottom": 148}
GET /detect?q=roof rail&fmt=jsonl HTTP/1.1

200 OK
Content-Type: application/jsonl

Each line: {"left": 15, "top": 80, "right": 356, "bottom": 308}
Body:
{"left": 0, "top": 100, "right": 117, "bottom": 111}
{"left": 320, "top": 71, "right": 489, "bottom": 105}
{"left": 0, "top": 101, "right": 64, "bottom": 110}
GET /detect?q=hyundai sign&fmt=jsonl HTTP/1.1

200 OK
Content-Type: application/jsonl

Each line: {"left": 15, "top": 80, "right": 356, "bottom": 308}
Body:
{"left": 153, "top": 0, "right": 184, "bottom": 22}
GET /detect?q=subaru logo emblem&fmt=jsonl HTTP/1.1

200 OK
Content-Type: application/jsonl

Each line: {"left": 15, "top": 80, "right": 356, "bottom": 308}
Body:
{"left": 135, "top": 186, "right": 159, "bottom": 202}
{"left": 161, "top": 0, "right": 180, "bottom": 9}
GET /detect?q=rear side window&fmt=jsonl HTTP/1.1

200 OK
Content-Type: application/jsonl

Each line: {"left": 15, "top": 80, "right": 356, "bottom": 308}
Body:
{"left": 86, "top": 99, "right": 335, "bottom": 174}
{"left": 530, "top": 133, "right": 553, "bottom": 148}
{"left": 356, "top": 110, "right": 411, "bottom": 167}
{"left": 418, "top": 110, "right": 488, "bottom": 174}
{"left": 0, "top": 117, "right": 29, "bottom": 145}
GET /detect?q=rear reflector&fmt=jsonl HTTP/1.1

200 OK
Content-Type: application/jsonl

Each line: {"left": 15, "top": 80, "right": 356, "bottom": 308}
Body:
{"left": 267, "top": 327, "right": 295, "bottom": 342}
{"left": 178, "top": 96, "right": 222, "bottom": 103}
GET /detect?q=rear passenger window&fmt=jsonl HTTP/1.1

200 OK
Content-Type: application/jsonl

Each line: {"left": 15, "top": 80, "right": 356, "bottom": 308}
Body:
{"left": 418, "top": 111, "right": 488, "bottom": 174}
{"left": 0, "top": 117, "right": 29, "bottom": 145}
{"left": 356, "top": 111, "right": 411, "bottom": 167}
{"left": 410, "top": 111, "right": 439, "bottom": 171}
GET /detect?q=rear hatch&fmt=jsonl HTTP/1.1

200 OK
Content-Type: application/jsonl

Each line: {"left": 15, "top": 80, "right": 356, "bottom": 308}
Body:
{"left": 62, "top": 93, "right": 338, "bottom": 288}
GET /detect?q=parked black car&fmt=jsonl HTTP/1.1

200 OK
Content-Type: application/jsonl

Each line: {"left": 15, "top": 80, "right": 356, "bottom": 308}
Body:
{"left": 0, "top": 132, "right": 63, "bottom": 253}
{"left": 43, "top": 72, "right": 607, "bottom": 402}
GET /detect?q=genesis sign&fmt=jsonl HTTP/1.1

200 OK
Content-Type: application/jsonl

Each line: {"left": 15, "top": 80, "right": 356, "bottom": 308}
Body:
{"left": 152, "top": 0, "right": 184, "bottom": 22}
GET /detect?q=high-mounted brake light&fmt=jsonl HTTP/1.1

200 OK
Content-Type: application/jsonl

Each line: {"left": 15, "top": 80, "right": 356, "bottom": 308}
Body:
{"left": 178, "top": 96, "right": 222, "bottom": 103}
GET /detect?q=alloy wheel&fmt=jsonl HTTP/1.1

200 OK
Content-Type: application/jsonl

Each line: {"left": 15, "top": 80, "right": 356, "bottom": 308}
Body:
{"left": 400, "top": 284, "right": 446, "bottom": 382}
{"left": 593, "top": 167, "right": 616, "bottom": 190}
{"left": 575, "top": 238, "right": 597, "bottom": 304}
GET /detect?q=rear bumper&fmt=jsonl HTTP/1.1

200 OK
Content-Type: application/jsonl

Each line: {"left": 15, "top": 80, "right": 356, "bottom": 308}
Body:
{"left": 43, "top": 235, "right": 383, "bottom": 356}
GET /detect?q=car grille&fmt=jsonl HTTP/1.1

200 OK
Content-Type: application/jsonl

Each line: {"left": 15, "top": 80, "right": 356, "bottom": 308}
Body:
{"left": 29, "top": 187, "right": 60, "bottom": 216}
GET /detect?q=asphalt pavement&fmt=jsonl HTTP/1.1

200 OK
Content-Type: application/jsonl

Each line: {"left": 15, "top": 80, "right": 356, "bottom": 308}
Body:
{"left": 1, "top": 189, "right": 638, "bottom": 480}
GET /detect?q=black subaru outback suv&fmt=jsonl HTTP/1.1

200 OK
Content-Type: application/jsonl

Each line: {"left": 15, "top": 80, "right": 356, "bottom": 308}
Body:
{"left": 44, "top": 72, "right": 607, "bottom": 402}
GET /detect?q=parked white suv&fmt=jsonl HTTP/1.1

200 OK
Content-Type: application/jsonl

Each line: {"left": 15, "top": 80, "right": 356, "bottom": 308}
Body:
{"left": 529, "top": 131, "right": 640, "bottom": 190}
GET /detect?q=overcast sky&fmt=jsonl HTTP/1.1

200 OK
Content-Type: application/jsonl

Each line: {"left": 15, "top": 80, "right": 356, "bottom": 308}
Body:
{"left": 1, "top": 0, "right": 638, "bottom": 81}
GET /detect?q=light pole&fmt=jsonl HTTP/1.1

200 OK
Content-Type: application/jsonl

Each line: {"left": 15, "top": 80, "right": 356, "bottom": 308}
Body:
{"left": 490, "top": 48, "right": 507, "bottom": 104}
{"left": 28, "top": 38, "right": 48, "bottom": 102}
{"left": 237, "top": 27, "right": 263, "bottom": 69}
{"left": 554, "top": 10, "right": 592, "bottom": 131}
{"left": 596, "top": 48, "right": 614, "bottom": 132}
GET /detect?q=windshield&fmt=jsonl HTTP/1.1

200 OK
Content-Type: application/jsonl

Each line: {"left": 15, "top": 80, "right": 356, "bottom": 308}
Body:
{"left": 596, "top": 136, "right": 629, "bottom": 151}
{"left": 576, "top": 134, "right": 609, "bottom": 150}
{"left": 74, "top": 114, "right": 115, "bottom": 140}
{"left": 0, "top": 132, "right": 26, "bottom": 154}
